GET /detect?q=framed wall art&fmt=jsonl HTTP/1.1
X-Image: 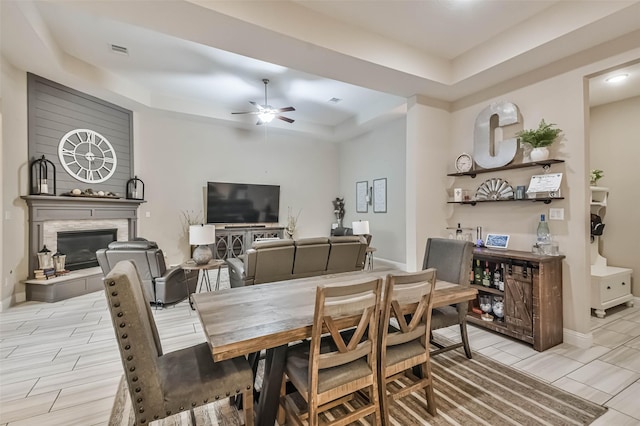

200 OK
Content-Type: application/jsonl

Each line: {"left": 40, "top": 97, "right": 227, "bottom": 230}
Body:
{"left": 373, "top": 178, "right": 387, "bottom": 213}
{"left": 356, "top": 181, "right": 368, "bottom": 213}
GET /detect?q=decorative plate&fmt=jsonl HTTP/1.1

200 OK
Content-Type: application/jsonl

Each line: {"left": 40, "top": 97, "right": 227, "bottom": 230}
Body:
{"left": 475, "top": 178, "right": 514, "bottom": 201}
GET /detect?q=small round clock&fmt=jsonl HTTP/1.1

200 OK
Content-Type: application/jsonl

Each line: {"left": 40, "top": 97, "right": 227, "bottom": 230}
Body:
{"left": 58, "top": 129, "right": 118, "bottom": 184}
{"left": 455, "top": 153, "right": 473, "bottom": 173}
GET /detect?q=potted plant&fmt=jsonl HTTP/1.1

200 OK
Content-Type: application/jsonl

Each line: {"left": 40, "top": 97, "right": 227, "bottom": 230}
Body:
{"left": 590, "top": 169, "right": 604, "bottom": 186}
{"left": 516, "top": 119, "right": 563, "bottom": 161}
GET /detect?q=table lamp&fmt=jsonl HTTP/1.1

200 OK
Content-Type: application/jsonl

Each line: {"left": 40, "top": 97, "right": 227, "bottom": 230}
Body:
{"left": 352, "top": 220, "right": 370, "bottom": 236}
{"left": 189, "top": 224, "right": 216, "bottom": 265}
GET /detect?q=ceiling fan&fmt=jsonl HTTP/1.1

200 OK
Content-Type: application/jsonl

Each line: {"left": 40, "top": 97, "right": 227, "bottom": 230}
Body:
{"left": 232, "top": 79, "right": 295, "bottom": 125}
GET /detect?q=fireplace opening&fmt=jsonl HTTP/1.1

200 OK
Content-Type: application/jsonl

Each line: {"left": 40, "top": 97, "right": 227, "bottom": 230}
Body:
{"left": 57, "top": 229, "right": 118, "bottom": 271}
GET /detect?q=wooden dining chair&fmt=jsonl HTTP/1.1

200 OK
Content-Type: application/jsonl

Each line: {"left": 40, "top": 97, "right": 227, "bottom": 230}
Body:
{"left": 379, "top": 269, "right": 438, "bottom": 423}
{"left": 103, "top": 260, "right": 254, "bottom": 425}
{"left": 279, "top": 278, "right": 383, "bottom": 426}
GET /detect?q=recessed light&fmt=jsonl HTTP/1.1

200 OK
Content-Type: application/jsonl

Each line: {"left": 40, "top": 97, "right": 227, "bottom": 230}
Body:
{"left": 604, "top": 74, "right": 629, "bottom": 83}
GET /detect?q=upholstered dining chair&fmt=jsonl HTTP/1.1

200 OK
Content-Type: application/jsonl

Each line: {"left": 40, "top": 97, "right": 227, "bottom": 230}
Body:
{"left": 423, "top": 237, "right": 474, "bottom": 358}
{"left": 279, "top": 278, "right": 383, "bottom": 426}
{"left": 379, "top": 269, "right": 438, "bottom": 423}
{"left": 103, "top": 260, "right": 254, "bottom": 425}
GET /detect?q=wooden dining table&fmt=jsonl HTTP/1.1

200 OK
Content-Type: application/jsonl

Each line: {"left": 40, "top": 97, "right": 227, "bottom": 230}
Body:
{"left": 192, "top": 267, "right": 477, "bottom": 426}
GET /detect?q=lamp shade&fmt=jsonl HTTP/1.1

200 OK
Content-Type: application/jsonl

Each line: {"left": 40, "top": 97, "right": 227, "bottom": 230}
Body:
{"left": 352, "top": 220, "right": 370, "bottom": 235}
{"left": 189, "top": 225, "right": 215, "bottom": 245}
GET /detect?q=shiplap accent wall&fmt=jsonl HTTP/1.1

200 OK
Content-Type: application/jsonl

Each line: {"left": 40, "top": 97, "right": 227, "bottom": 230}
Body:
{"left": 27, "top": 73, "right": 133, "bottom": 196}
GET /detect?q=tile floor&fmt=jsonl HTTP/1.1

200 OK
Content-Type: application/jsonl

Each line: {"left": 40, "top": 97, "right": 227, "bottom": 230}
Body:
{"left": 0, "top": 268, "right": 639, "bottom": 425}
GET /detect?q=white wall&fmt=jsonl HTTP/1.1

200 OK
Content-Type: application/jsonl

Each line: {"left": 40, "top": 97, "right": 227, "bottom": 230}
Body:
{"left": 134, "top": 109, "right": 339, "bottom": 265}
{"left": 338, "top": 117, "right": 406, "bottom": 265}
{"left": 590, "top": 96, "right": 640, "bottom": 295}
{"left": 1, "top": 59, "right": 28, "bottom": 310}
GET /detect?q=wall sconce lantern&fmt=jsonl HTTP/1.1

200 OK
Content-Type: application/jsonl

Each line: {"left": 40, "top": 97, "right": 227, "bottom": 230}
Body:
{"left": 126, "top": 175, "right": 145, "bottom": 200}
{"left": 30, "top": 155, "right": 56, "bottom": 196}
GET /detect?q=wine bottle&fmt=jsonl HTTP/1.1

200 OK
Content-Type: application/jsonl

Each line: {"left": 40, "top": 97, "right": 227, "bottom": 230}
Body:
{"left": 482, "top": 261, "right": 491, "bottom": 287}
{"left": 493, "top": 264, "right": 501, "bottom": 288}
{"left": 474, "top": 260, "right": 482, "bottom": 285}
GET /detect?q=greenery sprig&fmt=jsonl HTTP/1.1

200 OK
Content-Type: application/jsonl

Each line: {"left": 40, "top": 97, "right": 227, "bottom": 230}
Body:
{"left": 516, "top": 119, "right": 563, "bottom": 148}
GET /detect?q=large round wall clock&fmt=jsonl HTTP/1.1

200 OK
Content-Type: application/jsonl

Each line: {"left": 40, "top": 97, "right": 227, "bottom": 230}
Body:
{"left": 58, "top": 129, "right": 117, "bottom": 183}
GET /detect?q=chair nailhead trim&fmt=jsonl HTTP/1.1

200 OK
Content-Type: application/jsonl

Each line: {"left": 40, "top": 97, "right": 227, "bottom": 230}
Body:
{"left": 154, "top": 415, "right": 159, "bottom": 419}
{"left": 132, "top": 376, "right": 138, "bottom": 382}
{"left": 226, "top": 392, "right": 230, "bottom": 396}
{"left": 119, "top": 323, "right": 126, "bottom": 328}
{"left": 114, "top": 302, "right": 120, "bottom": 307}
{"left": 108, "top": 281, "right": 115, "bottom": 286}
{"left": 179, "top": 406, "right": 184, "bottom": 410}
{"left": 138, "top": 407, "right": 144, "bottom": 413}
{"left": 247, "top": 385, "right": 251, "bottom": 390}
{"left": 215, "top": 395, "right": 220, "bottom": 400}
{"left": 140, "top": 419, "right": 146, "bottom": 424}
{"left": 129, "top": 366, "right": 136, "bottom": 372}
{"left": 127, "top": 356, "right": 133, "bottom": 361}
{"left": 117, "top": 312, "right": 123, "bottom": 317}
{"left": 135, "top": 387, "right": 141, "bottom": 393}
{"left": 125, "top": 345, "right": 131, "bottom": 350}
{"left": 166, "top": 411, "right": 172, "bottom": 415}
{"left": 236, "top": 388, "right": 240, "bottom": 393}
{"left": 204, "top": 399, "right": 208, "bottom": 403}
{"left": 137, "top": 398, "right": 143, "bottom": 403}
{"left": 191, "top": 402, "right": 196, "bottom": 407}
{"left": 111, "top": 291, "right": 118, "bottom": 296}
{"left": 122, "top": 333, "right": 128, "bottom": 339}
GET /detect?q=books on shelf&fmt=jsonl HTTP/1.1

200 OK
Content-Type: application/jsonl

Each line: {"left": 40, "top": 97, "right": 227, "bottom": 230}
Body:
{"left": 33, "top": 268, "right": 70, "bottom": 279}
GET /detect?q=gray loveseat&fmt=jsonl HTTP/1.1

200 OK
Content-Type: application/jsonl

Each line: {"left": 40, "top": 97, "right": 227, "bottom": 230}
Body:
{"left": 226, "top": 236, "right": 368, "bottom": 288}
{"left": 96, "top": 240, "right": 197, "bottom": 306}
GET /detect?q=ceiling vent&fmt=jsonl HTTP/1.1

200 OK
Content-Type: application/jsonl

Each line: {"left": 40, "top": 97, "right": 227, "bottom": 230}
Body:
{"left": 110, "top": 44, "right": 129, "bottom": 55}
{"left": 328, "top": 98, "right": 342, "bottom": 103}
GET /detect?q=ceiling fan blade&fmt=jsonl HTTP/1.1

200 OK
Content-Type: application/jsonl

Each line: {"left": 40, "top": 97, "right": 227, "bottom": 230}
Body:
{"left": 276, "top": 115, "right": 295, "bottom": 123}
{"left": 256, "top": 119, "right": 265, "bottom": 125}
{"left": 275, "top": 106, "right": 295, "bottom": 113}
{"left": 231, "top": 111, "right": 259, "bottom": 115}
{"left": 249, "top": 101, "right": 264, "bottom": 111}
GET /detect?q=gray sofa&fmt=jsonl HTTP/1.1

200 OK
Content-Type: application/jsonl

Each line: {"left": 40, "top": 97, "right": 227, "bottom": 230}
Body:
{"left": 96, "top": 240, "right": 197, "bottom": 306}
{"left": 226, "top": 236, "right": 368, "bottom": 288}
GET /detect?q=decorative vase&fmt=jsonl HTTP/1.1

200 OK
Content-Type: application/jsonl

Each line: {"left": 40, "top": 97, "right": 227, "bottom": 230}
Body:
{"left": 530, "top": 147, "right": 549, "bottom": 162}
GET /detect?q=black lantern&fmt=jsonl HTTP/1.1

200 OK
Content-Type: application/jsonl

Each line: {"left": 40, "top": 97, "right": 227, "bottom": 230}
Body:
{"left": 30, "top": 155, "right": 56, "bottom": 196}
{"left": 126, "top": 176, "right": 145, "bottom": 200}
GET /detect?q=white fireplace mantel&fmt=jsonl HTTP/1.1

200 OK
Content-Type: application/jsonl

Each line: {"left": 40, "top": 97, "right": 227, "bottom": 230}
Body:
{"left": 21, "top": 195, "right": 146, "bottom": 279}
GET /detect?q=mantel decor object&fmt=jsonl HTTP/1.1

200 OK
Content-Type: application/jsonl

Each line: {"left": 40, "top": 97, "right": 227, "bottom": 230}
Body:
{"left": 189, "top": 224, "right": 215, "bottom": 265}
{"left": 126, "top": 176, "right": 145, "bottom": 200}
{"left": 37, "top": 245, "right": 53, "bottom": 270}
{"left": 30, "top": 155, "right": 56, "bottom": 196}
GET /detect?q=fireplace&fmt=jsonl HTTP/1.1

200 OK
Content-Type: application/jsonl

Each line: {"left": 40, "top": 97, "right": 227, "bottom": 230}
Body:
{"left": 57, "top": 229, "right": 117, "bottom": 271}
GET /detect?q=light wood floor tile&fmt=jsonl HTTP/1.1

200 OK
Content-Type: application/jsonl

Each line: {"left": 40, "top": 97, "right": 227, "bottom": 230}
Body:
{"left": 0, "top": 379, "right": 38, "bottom": 403}
{"left": 476, "top": 345, "right": 522, "bottom": 365}
{"left": 492, "top": 338, "right": 540, "bottom": 359}
{"left": 593, "top": 328, "right": 636, "bottom": 348}
{"left": 549, "top": 342, "right": 611, "bottom": 363}
{"left": 7, "top": 396, "right": 113, "bottom": 426}
{"left": 567, "top": 359, "right": 640, "bottom": 395}
{"left": 512, "top": 352, "right": 583, "bottom": 383}
{"left": 590, "top": 407, "right": 640, "bottom": 426}
{"left": 29, "top": 360, "right": 123, "bottom": 396}
{"left": 0, "top": 389, "right": 59, "bottom": 423}
{"left": 626, "top": 336, "right": 640, "bottom": 350}
{"left": 1, "top": 358, "right": 78, "bottom": 386}
{"left": 0, "top": 349, "right": 59, "bottom": 370}
{"left": 599, "top": 346, "right": 640, "bottom": 374}
{"left": 52, "top": 376, "right": 122, "bottom": 412}
{"left": 552, "top": 377, "right": 612, "bottom": 405}
{"left": 603, "top": 319, "right": 640, "bottom": 337}
{"left": 606, "top": 381, "right": 640, "bottom": 421}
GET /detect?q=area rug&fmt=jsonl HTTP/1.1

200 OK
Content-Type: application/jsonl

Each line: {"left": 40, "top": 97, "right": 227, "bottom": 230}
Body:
{"left": 110, "top": 346, "right": 607, "bottom": 425}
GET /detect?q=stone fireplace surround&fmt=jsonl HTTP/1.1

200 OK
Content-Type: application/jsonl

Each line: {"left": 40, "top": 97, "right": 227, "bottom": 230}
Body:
{"left": 21, "top": 195, "right": 145, "bottom": 301}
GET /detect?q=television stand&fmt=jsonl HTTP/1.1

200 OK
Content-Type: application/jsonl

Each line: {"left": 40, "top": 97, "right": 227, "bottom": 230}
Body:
{"left": 215, "top": 226, "right": 284, "bottom": 260}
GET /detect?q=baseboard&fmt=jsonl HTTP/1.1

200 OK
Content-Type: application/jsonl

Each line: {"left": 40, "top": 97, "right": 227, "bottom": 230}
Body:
{"left": 563, "top": 328, "right": 593, "bottom": 349}
{"left": 375, "top": 257, "right": 407, "bottom": 271}
{"left": 0, "top": 291, "right": 26, "bottom": 312}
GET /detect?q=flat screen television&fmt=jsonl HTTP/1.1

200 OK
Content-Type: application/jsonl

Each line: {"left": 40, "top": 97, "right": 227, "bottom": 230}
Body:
{"left": 206, "top": 182, "right": 280, "bottom": 224}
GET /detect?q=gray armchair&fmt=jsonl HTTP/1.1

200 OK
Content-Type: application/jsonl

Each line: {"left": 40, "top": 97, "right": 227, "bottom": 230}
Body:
{"left": 423, "top": 237, "right": 474, "bottom": 358}
{"left": 96, "top": 240, "right": 197, "bottom": 306}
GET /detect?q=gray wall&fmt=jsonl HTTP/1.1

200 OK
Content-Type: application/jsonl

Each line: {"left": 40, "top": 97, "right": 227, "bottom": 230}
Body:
{"left": 27, "top": 73, "right": 132, "bottom": 196}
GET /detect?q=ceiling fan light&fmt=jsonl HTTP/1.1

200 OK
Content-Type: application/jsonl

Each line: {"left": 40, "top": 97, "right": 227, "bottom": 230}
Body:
{"left": 258, "top": 111, "right": 275, "bottom": 123}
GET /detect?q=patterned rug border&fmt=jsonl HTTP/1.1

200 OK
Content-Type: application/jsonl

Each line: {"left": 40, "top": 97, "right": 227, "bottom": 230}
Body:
{"left": 111, "top": 338, "right": 608, "bottom": 425}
